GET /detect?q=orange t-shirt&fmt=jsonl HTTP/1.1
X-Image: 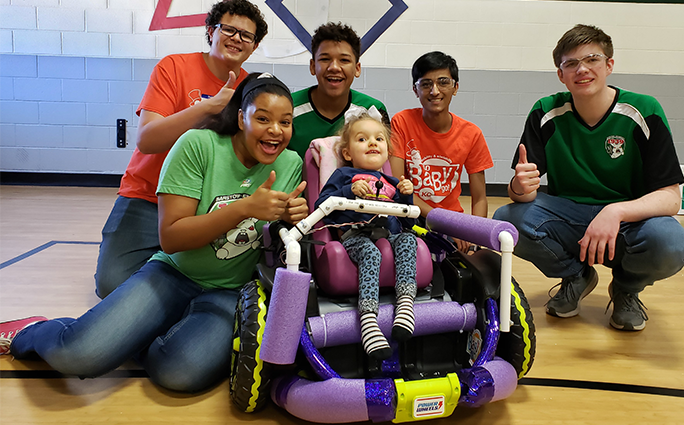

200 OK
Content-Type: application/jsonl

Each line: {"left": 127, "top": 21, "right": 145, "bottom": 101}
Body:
{"left": 118, "top": 52, "right": 248, "bottom": 203}
{"left": 390, "top": 108, "right": 493, "bottom": 213}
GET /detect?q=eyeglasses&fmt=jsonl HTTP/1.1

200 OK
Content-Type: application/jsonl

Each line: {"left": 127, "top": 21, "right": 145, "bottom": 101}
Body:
{"left": 559, "top": 53, "right": 609, "bottom": 71}
{"left": 414, "top": 77, "right": 456, "bottom": 92}
{"left": 214, "top": 24, "right": 256, "bottom": 44}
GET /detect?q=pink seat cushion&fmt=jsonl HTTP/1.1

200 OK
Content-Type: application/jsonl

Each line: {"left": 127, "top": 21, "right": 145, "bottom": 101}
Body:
{"left": 312, "top": 229, "right": 433, "bottom": 296}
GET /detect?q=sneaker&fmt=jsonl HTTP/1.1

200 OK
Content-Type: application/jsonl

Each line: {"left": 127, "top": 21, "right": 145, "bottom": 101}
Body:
{"left": 546, "top": 266, "right": 599, "bottom": 318}
{"left": 607, "top": 283, "right": 648, "bottom": 331}
{"left": 0, "top": 316, "right": 47, "bottom": 355}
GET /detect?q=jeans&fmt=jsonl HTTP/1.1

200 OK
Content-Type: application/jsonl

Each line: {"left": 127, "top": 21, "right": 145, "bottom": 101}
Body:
{"left": 12, "top": 260, "right": 239, "bottom": 393}
{"left": 95, "top": 196, "right": 161, "bottom": 299}
{"left": 493, "top": 192, "right": 684, "bottom": 293}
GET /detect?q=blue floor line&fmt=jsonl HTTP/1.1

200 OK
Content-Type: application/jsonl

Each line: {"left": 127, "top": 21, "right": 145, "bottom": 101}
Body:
{"left": 0, "top": 241, "right": 100, "bottom": 270}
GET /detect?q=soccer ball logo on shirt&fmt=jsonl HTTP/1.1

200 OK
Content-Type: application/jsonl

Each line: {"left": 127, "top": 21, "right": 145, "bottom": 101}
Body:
{"left": 407, "top": 145, "right": 461, "bottom": 203}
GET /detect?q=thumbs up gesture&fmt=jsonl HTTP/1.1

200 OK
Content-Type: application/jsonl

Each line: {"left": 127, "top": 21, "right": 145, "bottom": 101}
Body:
{"left": 282, "top": 181, "right": 309, "bottom": 225}
{"left": 250, "top": 171, "right": 291, "bottom": 221}
{"left": 511, "top": 144, "right": 540, "bottom": 196}
{"left": 207, "top": 70, "right": 238, "bottom": 114}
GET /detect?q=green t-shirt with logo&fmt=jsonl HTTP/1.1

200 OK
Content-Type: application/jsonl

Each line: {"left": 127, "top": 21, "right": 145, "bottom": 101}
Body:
{"left": 516, "top": 87, "right": 683, "bottom": 205}
{"left": 151, "top": 129, "right": 303, "bottom": 290}
{"left": 288, "top": 87, "right": 387, "bottom": 158}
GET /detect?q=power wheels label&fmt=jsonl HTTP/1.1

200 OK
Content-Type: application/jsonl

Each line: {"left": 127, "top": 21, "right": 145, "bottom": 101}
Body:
{"left": 413, "top": 395, "right": 445, "bottom": 418}
{"left": 467, "top": 329, "right": 482, "bottom": 365}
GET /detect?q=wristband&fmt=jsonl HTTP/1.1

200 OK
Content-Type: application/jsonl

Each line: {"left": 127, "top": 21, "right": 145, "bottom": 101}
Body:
{"left": 509, "top": 176, "right": 524, "bottom": 196}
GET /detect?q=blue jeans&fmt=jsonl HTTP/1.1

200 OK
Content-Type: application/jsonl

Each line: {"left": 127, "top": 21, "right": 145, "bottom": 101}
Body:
{"left": 12, "top": 260, "right": 239, "bottom": 393}
{"left": 493, "top": 192, "right": 684, "bottom": 293}
{"left": 95, "top": 196, "right": 161, "bottom": 299}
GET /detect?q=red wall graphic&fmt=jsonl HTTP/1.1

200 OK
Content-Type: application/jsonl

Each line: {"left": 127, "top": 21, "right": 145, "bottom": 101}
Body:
{"left": 149, "top": 0, "right": 207, "bottom": 31}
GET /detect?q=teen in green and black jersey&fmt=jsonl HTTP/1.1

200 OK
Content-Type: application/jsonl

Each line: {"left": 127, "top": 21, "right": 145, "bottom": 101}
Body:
{"left": 494, "top": 24, "right": 684, "bottom": 332}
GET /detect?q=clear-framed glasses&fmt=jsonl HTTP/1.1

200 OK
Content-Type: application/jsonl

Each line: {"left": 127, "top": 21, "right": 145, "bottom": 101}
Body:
{"left": 214, "top": 24, "right": 256, "bottom": 44}
{"left": 559, "top": 53, "right": 609, "bottom": 71}
{"left": 414, "top": 77, "right": 456, "bottom": 92}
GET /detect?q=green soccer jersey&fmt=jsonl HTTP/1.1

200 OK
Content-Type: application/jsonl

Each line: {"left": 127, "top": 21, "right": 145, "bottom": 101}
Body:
{"left": 151, "top": 129, "right": 303, "bottom": 290}
{"left": 516, "top": 87, "right": 683, "bottom": 205}
{"left": 288, "top": 87, "right": 388, "bottom": 158}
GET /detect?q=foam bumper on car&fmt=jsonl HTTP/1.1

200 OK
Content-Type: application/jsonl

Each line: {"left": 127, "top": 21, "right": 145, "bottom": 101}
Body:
{"left": 271, "top": 376, "right": 396, "bottom": 423}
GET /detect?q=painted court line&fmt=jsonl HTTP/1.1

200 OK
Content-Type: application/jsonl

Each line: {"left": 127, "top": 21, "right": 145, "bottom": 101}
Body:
{"left": 0, "top": 241, "right": 100, "bottom": 270}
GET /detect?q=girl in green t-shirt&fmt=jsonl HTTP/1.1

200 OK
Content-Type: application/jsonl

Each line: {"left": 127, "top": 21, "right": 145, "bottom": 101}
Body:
{"left": 3, "top": 73, "right": 307, "bottom": 394}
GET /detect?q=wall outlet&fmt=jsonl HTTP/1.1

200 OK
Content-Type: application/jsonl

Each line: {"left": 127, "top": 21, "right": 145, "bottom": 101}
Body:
{"left": 117, "top": 119, "right": 127, "bottom": 148}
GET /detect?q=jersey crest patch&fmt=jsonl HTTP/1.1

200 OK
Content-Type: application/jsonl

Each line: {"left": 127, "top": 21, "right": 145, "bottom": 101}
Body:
{"left": 605, "top": 135, "right": 625, "bottom": 159}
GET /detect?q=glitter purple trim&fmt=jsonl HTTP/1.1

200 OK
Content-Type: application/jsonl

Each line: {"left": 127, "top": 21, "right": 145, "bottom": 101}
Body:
{"left": 380, "top": 342, "right": 402, "bottom": 379}
{"left": 457, "top": 366, "right": 495, "bottom": 408}
{"left": 365, "top": 379, "right": 397, "bottom": 423}
{"left": 473, "top": 298, "right": 500, "bottom": 367}
{"left": 299, "top": 325, "right": 340, "bottom": 380}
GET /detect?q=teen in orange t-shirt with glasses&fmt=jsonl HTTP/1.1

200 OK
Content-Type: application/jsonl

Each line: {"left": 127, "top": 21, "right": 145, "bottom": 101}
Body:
{"left": 95, "top": 0, "right": 267, "bottom": 298}
{"left": 390, "top": 51, "right": 493, "bottom": 253}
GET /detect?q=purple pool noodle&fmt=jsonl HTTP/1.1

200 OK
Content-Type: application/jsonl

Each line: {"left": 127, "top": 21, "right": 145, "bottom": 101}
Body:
{"left": 426, "top": 208, "right": 518, "bottom": 251}
{"left": 272, "top": 376, "right": 370, "bottom": 423}
{"left": 483, "top": 357, "right": 518, "bottom": 402}
{"left": 260, "top": 268, "right": 311, "bottom": 364}
{"left": 308, "top": 301, "right": 477, "bottom": 348}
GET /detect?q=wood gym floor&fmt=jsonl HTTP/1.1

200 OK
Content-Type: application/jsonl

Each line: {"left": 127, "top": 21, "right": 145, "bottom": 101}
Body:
{"left": 1, "top": 185, "right": 683, "bottom": 424}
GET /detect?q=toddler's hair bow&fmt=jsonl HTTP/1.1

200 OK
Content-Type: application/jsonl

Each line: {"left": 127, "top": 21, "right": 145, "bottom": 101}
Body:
{"left": 344, "top": 104, "right": 383, "bottom": 124}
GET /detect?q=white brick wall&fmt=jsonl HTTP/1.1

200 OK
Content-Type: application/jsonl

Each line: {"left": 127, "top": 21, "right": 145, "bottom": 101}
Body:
{"left": 1, "top": 0, "right": 682, "bottom": 75}
{"left": 0, "top": 30, "right": 12, "bottom": 53}
{"left": 62, "top": 32, "right": 109, "bottom": 56}
{"left": 13, "top": 29, "right": 61, "bottom": 54}
{"left": 0, "top": 5, "right": 36, "bottom": 29}
{"left": 86, "top": 9, "right": 133, "bottom": 34}
{"left": 1, "top": 0, "right": 684, "bottom": 177}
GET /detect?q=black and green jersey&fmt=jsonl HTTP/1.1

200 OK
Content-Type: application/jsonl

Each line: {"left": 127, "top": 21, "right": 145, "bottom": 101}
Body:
{"left": 515, "top": 87, "right": 683, "bottom": 205}
{"left": 288, "top": 87, "right": 387, "bottom": 159}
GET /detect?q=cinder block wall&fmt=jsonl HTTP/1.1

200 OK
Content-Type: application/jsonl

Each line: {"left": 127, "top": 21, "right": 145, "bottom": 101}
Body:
{"left": 1, "top": 0, "right": 683, "bottom": 184}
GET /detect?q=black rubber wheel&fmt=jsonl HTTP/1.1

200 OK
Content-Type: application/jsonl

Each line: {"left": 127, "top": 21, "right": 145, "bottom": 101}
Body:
{"left": 230, "top": 280, "right": 271, "bottom": 412}
{"left": 496, "top": 277, "right": 536, "bottom": 378}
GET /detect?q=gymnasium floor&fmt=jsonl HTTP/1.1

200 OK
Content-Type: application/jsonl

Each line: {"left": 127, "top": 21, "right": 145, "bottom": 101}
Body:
{"left": 1, "top": 185, "right": 683, "bottom": 424}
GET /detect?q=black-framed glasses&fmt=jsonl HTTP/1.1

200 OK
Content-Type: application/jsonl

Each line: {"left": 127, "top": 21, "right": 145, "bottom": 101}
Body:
{"left": 559, "top": 53, "right": 609, "bottom": 71}
{"left": 214, "top": 24, "right": 256, "bottom": 44}
{"left": 414, "top": 77, "right": 456, "bottom": 92}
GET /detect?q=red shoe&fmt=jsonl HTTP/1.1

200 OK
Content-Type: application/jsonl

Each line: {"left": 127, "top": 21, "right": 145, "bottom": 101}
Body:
{"left": 0, "top": 316, "right": 48, "bottom": 355}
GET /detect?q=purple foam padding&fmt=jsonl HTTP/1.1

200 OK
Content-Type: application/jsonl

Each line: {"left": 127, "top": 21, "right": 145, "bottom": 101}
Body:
{"left": 271, "top": 376, "right": 370, "bottom": 423}
{"left": 482, "top": 357, "right": 518, "bottom": 402}
{"left": 260, "top": 268, "right": 311, "bottom": 364}
{"left": 308, "top": 301, "right": 477, "bottom": 348}
{"left": 426, "top": 208, "right": 518, "bottom": 251}
{"left": 313, "top": 236, "right": 432, "bottom": 296}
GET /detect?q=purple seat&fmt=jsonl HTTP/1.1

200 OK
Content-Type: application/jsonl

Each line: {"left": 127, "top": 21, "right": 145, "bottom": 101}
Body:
{"left": 304, "top": 146, "right": 433, "bottom": 297}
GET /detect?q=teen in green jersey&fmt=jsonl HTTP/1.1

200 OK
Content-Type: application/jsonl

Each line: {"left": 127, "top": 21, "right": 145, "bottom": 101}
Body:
{"left": 494, "top": 24, "right": 684, "bottom": 331}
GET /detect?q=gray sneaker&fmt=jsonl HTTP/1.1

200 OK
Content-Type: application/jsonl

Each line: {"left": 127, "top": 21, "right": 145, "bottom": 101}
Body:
{"left": 546, "top": 266, "right": 599, "bottom": 318}
{"left": 607, "top": 283, "right": 648, "bottom": 331}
